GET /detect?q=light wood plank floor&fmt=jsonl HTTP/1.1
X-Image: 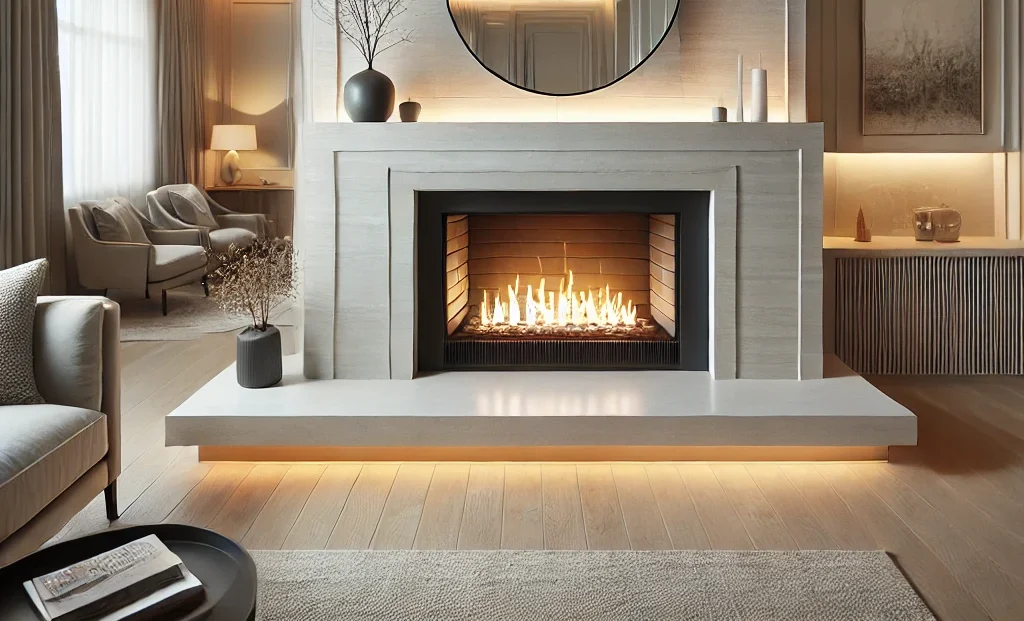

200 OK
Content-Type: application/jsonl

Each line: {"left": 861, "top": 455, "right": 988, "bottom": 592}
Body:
{"left": 53, "top": 335, "right": 1024, "bottom": 620}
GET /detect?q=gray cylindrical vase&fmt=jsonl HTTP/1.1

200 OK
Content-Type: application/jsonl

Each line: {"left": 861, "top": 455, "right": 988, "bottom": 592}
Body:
{"left": 237, "top": 325, "right": 282, "bottom": 388}
{"left": 344, "top": 68, "right": 396, "bottom": 122}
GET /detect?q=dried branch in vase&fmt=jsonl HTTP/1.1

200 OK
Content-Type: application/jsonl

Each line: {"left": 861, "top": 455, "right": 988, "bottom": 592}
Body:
{"left": 312, "top": 0, "right": 413, "bottom": 69}
{"left": 209, "top": 238, "right": 298, "bottom": 331}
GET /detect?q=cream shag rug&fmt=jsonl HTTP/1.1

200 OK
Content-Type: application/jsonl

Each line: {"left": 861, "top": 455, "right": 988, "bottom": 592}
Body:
{"left": 115, "top": 285, "right": 292, "bottom": 342}
{"left": 250, "top": 550, "right": 934, "bottom": 621}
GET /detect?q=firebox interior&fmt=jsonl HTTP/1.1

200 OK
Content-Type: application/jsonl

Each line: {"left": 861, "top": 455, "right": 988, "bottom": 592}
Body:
{"left": 416, "top": 191, "right": 709, "bottom": 372}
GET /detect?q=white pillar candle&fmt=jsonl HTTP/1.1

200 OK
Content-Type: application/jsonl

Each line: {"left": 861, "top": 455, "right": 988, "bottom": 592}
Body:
{"left": 751, "top": 67, "right": 768, "bottom": 122}
{"left": 736, "top": 55, "right": 744, "bottom": 122}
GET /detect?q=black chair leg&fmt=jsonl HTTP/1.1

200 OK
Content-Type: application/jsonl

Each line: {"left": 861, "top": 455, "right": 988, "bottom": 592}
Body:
{"left": 145, "top": 288, "right": 150, "bottom": 299}
{"left": 202, "top": 276, "right": 209, "bottom": 297}
{"left": 104, "top": 481, "right": 119, "bottom": 521}
{"left": 161, "top": 290, "right": 168, "bottom": 316}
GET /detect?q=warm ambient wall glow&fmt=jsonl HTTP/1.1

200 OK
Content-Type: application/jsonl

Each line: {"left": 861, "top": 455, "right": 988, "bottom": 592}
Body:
{"left": 825, "top": 152, "right": 1007, "bottom": 238}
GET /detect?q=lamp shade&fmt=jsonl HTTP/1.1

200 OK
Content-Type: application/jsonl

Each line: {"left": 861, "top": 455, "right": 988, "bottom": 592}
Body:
{"left": 210, "top": 124, "right": 257, "bottom": 151}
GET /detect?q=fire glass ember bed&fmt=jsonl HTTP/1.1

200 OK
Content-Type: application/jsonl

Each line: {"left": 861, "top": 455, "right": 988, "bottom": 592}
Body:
{"left": 416, "top": 191, "right": 709, "bottom": 372}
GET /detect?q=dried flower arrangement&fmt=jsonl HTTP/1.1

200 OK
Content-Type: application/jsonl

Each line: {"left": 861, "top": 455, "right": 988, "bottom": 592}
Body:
{"left": 209, "top": 238, "right": 297, "bottom": 332}
{"left": 312, "top": 0, "right": 413, "bottom": 69}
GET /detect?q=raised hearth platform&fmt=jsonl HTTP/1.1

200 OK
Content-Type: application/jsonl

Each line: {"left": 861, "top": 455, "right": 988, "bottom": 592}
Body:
{"left": 165, "top": 356, "right": 916, "bottom": 461}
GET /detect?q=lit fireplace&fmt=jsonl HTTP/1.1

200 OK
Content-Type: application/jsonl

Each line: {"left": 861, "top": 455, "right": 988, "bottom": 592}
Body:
{"left": 416, "top": 191, "right": 709, "bottom": 371}
{"left": 458, "top": 271, "right": 674, "bottom": 341}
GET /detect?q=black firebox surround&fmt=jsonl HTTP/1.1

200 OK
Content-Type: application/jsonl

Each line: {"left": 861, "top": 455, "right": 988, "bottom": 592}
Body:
{"left": 416, "top": 191, "right": 710, "bottom": 372}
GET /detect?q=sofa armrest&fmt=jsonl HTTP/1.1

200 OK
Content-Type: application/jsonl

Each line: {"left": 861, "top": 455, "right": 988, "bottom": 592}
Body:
{"left": 215, "top": 213, "right": 267, "bottom": 238}
{"left": 34, "top": 297, "right": 120, "bottom": 485}
{"left": 148, "top": 228, "right": 205, "bottom": 246}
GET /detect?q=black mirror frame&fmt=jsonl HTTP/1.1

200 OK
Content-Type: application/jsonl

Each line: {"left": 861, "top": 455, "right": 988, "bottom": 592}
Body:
{"left": 447, "top": 0, "right": 682, "bottom": 97}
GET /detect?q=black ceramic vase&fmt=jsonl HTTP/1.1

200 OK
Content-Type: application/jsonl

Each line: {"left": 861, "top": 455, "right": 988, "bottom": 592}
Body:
{"left": 237, "top": 326, "right": 282, "bottom": 389}
{"left": 344, "top": 68, "right": 395, "bottom": 122}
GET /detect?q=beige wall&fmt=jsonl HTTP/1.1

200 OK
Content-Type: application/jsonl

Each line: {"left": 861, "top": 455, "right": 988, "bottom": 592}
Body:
{"left": 824, "top": 153, "right": 1004, "bottom": 237}
{"left": 205, "top": 0, "right": 295, "bottom": 189}
{"left": 812, "top": 0, "right": 1021, "bottom": 239}
{"left": 306, "top": 0, "right": 807, "bottom": 122}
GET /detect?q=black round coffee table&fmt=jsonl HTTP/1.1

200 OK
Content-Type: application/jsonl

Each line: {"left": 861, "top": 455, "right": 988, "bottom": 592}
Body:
{"left": 0, "top": 524, "right": 256, "bottom": 621}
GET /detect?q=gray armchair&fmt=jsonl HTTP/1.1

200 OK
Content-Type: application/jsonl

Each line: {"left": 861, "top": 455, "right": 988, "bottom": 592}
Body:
{"left": 69, "top": 199, "right": 209, "bottom": 315}
{"left": 0, "top": 297, "right": 120, "bottom": 566}
{"left": 145, "top": 184, "right": 268, "bottom": 254}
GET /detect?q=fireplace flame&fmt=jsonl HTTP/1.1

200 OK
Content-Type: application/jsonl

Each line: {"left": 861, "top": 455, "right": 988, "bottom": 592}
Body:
{"left": 480, "top": 271, "right": 637, "bottom": 328}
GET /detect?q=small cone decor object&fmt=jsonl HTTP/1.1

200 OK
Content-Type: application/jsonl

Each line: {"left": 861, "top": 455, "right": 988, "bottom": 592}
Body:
{"left": 855, "top": 207, "right": 872, "bottom": 243}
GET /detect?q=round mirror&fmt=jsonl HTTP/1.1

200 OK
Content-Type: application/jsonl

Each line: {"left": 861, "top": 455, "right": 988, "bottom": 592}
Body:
{"left": 449, "top": 0, "right": 679, "bottom": 96}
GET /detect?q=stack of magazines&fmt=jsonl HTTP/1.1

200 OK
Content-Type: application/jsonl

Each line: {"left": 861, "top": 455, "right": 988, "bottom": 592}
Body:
{"left": 23, "top": 535, "right": 205, "bottom": 621}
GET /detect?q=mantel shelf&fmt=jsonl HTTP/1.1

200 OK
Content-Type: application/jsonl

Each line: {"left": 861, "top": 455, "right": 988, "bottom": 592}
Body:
{"left": 824, "top": 236, "right": 1024, "bottom": 257}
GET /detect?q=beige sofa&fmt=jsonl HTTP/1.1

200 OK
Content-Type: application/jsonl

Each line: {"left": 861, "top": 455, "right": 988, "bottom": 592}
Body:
{"left": 69, "top": 202, "right": 209, "bottom": 315}
{"left": 0, "top": 297, "right": 120, "bottom": 566}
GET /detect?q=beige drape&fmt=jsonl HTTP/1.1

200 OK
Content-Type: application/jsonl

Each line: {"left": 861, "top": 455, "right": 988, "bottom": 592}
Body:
{"left": 0, "top": 0, "right": 65, "bottom": 291}
{"left": 157, "top": 0, "right": 206, "bottom": 186}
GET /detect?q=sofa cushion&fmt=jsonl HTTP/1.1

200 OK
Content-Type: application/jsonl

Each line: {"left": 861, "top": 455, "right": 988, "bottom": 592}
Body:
{"left": 90, "top": 205, "right": 133, "bottom": 243}
{"left": 209, "top": 227, "right": 257, "bottom": 253}
{"left": 168, "top": 186, "right": 219, "bottom": 229}
{"left": 0, "top": 405, "right": 107, "bottom": 541}
{"left": 149, "top": 245, "right": 207, "bottom": 282}
{"left": 0, "top": 259, "right": 47, "bottom": 406}
{"left": 34, "top": 298, "right": 105, "bottom": 412}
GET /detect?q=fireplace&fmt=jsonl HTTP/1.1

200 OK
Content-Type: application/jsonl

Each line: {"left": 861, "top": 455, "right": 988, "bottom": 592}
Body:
{"left": 416, "top": 191, "right": 709, "bottom": 372}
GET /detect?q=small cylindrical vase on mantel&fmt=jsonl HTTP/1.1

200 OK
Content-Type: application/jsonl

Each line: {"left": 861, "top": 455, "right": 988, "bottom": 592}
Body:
{"left": 344, "top": 68, "right": 396, "bottom": 122}
{"left": 237, "top": 326, "right": 282, "bottom": 388}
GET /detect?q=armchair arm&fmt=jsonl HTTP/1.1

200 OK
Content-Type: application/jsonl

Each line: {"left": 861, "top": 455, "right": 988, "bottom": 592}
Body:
{"left": 147, "top": 228, "right": 205, "bottom": 246}
{"left": 34, "top": 297, "right": 120, "bottom": 484}
{"left": 72, "top": 232, "right": 152, "bottom": 296}
{"left": 215, "top": 213, "right": 268, "bottom": 237}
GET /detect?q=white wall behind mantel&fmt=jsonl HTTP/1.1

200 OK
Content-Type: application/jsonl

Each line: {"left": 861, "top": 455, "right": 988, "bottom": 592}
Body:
{"left": 304, "top": 0, "right": 805, "bottom": 123}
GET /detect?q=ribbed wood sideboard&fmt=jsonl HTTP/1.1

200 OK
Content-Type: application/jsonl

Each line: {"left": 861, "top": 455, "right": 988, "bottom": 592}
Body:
{"left": 825, "top": 237, "right": 1024, "bottom": 375}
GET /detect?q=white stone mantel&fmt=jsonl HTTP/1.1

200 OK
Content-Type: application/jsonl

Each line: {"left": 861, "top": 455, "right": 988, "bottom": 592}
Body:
{"left": 298, "top": 122, "right": 824, "bottom": 381}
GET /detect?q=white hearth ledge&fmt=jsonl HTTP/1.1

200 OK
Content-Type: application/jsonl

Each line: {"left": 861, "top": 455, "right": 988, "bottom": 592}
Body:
{"left": 166, "top": 356, "right": 916, "bottom": 450}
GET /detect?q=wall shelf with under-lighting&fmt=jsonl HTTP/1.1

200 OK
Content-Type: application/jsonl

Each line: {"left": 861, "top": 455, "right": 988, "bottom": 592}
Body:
{"left": 824, "top": 236, "right": 1024, "bottom": 257}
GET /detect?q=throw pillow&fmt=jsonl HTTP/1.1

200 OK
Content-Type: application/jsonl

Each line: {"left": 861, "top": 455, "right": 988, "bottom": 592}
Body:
{"left": 0, "top": 259, "right": 47, "bottom": 405}
{"left": 91, "top": 205, "right": 133, "bottom": 243}
{"left": 109, "top": 197, "right": 151, "bottom": 244}
{"left": 168, "top": 186, "right": 219, "bottom": 229}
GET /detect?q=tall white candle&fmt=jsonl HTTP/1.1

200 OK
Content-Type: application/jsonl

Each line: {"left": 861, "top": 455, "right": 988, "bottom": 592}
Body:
{"left": 751, "top": 67, "right": 768, "bottom": 122}
{"left": 736, "top": 54, "right": 744, "bottom": 122}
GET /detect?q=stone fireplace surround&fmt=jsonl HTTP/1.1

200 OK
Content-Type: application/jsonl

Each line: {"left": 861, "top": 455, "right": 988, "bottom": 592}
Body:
{"left": 165, "top": 122, "right": 918, "bottom": 458}
{"left": 303, "top": 123, "right": 825, "bottom": 381}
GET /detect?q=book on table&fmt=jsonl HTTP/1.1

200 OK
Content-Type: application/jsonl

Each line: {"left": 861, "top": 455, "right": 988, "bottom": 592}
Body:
{"left": 23, "top": 534, "right": 205, "bottom": 621}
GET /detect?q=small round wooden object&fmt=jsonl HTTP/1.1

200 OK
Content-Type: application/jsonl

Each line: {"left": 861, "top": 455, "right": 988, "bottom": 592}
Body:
{"left": 400, "top": 100, "right": 422, "bottom": 122}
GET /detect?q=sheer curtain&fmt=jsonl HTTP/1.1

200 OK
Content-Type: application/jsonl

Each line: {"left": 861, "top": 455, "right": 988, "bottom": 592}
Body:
{"left": 56, "top": 0, "right": 158, "bottom": 209}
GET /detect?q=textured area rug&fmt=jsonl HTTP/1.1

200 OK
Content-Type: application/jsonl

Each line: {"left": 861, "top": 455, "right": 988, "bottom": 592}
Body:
{"left": 115, "top": 285, "right": 292, "bottom": 342}
{"left": 251, "top": 550, "right": 934, "bottom": 621}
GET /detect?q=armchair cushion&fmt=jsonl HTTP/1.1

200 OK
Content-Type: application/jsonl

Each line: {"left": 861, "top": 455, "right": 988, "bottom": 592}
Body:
{"left": 149, "top": 245, "right": 208, "bottom": 282}
{"left": 209, "top": 227, "right": 257, "bottom": 253}
{"left": 34, "top": 298, "right": 104, "bottom": 412}
{"left": 0, "top": 259, "right": 47, "bottom": 406}
{"left": 168, "top": 185, "right": 219, "bottom": 229}
{"left": 147, "top": 228, "right": 204, "bottom": 246}
{"left": 90, "top": 206, "right": 132, "bottom": 243}
{"left": 0, "top": 405, "right": 107, "bottom": 541}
